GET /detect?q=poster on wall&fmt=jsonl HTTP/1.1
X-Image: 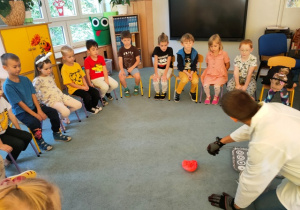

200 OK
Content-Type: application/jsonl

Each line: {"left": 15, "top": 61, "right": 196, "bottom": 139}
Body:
{"left": 286, "top": 0, "right": 300, "bottom": 8}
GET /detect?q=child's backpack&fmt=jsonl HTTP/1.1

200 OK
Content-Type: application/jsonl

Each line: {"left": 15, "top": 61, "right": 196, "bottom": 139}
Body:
{"left": 261, "top": 65, "right": 294, "bottom": 88}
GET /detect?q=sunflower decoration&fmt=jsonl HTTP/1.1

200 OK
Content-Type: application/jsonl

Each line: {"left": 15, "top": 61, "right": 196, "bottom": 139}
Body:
{"left": 30, "top": 34, "right": 52, "bottom": 54}
{"left": 31, "top": 34, "right": 41, "bottom": 46}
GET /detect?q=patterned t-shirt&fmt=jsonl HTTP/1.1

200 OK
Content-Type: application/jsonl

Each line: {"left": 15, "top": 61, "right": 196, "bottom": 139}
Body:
{"left": 0, "top": 97, "right": 11, "bottom": 135}
{"left": 61, "top": 62, "right": 85, "bottom": 95}
{"left": 118, "top": 45, "right": 140, "bottom": 69}
{"left": 152, "top": 46, "right": 173, "bottom": 69}
{"left": 234, "top": 54, "right": 257, "bottom": 84}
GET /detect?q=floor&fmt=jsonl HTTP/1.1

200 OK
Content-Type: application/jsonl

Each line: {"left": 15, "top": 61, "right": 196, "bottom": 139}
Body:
{"left": 2, "top": 67, "right": 300, "bottom": 210}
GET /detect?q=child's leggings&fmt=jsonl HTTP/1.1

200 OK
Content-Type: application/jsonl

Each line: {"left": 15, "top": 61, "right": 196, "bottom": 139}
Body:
{"left": 16, "top": 105, "right": 60, "bottom": 141}
{"left": 153, "top": 68, "right": 173, "bottom": 93}
{"left": 264, "top": 88, "right": 289, "bottom": 105}
{"left": 0, "top": 126, "right": 32, "bottom": 161}
{"left": 176, "top": 70, "right": 199, "bottom": 94}
{"left": 203, "top": 85, "right": 221, "bottom": 98}
{"left": 51, "top": 95, "right": 82, "bottom": 118}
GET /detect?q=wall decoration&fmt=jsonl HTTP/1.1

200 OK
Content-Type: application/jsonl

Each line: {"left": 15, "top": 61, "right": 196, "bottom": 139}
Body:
{"left": 286, "top": 0, "right": 300, "bottom": 8}
{"left": 31, "top": 34, "right": 52, "bottom": 54}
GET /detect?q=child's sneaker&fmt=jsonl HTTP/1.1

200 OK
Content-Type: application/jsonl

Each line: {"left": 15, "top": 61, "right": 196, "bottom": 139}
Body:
{"left": 204, "top": 96, "right": 211, "bottom": 105}
{"left": 37, "top": 138, "right": 53, "bottom": 151}
{"left": 95, "top": 106, "right": 102, "bottom": 111}
{"left": 133, "top": 85, "right": 139, "bottom": 96}
{"left": 53, "top": 131, "right": 72, "bottom": 142}
{"left": 154, "top": 92, "right": 160, "bottom": 100}
{"left": 102, "top": 97, "right": 109, "bottom": 105}
{"left": 124, "top": 88, "right": 131, "bottom": 97}
{"left": 160, "top": 92, "right": 166, "bottom": 101}
{"left": 62, "top": 117, "right": 70, "bottom": 124}
{"left": 4, "top": 159, "right": 11, "bottom": 167}
{"left": 174, "top": 92, "right": 180, "bottom": 102}
{"left": 106, "top": 93, "right": 114, "bottom": 100}
{"left": 189, "top": 92, "right": 197, "bottom": 102}
{"left": 88, "top": 107, "right": 100, "bottom": 114}
{"left": 212, "top": 96, "right": 219, "bottom": 105}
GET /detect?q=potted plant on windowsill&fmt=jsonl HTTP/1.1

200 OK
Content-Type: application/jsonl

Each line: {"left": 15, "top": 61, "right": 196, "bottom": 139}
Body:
{"left": 99, "top": 0, "right": 131, "bottom": 15}
{"left": 0, "top": 0, "right": 41, "bottom": 26}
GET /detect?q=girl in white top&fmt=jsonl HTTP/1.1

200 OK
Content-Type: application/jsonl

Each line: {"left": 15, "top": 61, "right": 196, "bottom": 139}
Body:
{"left": 32, "top": 53, "right": 82, "bottom": 124}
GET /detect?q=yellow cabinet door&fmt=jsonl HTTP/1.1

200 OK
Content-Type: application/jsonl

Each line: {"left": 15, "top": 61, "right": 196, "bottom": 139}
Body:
{"left": 1, "top": 28, "right": 34, "bottom": 74}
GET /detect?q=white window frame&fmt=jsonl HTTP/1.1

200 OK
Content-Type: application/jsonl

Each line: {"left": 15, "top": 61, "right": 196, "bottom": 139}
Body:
{"left": 32, "top": 0, "right": 105, "bottom": 52}
{"left": 66, "top": 18, "right": 94, "bottom": 48}
{"left": 48, "top": 22, "right": 70, "bottom": 52}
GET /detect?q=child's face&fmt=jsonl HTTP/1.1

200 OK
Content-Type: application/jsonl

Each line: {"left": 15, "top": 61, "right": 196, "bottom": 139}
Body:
{"left": 3, "top": 59, "right": 21, "bottom": 77}
{"left": 181, "top": 40, "right": 194, "bottom": 51}
{"left": 239, "top": 44, "right": 253, "bottom": 59}
{"left": 121, "top": 38, "right": 131, "bottom": 48}
{"left": 63, "top": 51, "right": 75, "bottom": 65}
{"left": 39, "top": 62, "right": 53, "bottom": 77}
{"left": 159, "top": 41, "right": 168, "bottom": 52}
{"left": 209, "top": 41, "right": 220, "bottom": 53}
{"left": 87, "top": 46, "right": 98, "bottom": 58}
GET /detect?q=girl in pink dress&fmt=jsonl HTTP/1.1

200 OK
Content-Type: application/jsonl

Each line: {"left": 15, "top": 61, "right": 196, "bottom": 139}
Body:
{"left": 201, "top": 34, "right": 230, "bottom": 105}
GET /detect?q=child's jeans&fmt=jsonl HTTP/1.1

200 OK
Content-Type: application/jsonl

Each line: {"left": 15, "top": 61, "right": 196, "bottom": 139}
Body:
{"left": 16, "top": 105, "right": 60, "bottom": 140}
{"left": 264, "top": 88, "right": 289, "bottom": 105}
{"left": 176, "top": 70, "right": 199, "bottom": 94}
{"left": 92, "top": 76, "right": 118, "bottom": 98}
{"left": 153, "top": 68, "right": 173, "bottom": 93}
{"left": 0, "top": 126, "right": 32, "bottom": 161}
{"left": 72, "top": 86, "right": 100, "bottom": 111}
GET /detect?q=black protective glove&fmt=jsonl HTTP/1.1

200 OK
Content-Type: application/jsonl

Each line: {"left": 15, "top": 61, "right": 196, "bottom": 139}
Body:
{"left": 208, "top": 192, "right": 236, "bottom": 210}
{"left": 207, "top": 137, "right": 225, "bottom": 156}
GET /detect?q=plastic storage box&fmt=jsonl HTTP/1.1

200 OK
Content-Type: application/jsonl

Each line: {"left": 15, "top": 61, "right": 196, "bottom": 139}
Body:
{"left": 105, "top": 59, "right": 113, "bottom": 75}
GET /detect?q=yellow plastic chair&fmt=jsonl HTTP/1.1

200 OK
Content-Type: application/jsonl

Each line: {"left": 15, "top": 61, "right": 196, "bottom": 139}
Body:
{"left": 120, "top": 76, "right": 144, "bottom": 98}
{"left": 148, "top": 56, "right": 176, "bottom": 101}
{"left": 259, "top": 56, "right": 296, "bottom": 107}
{"left": 174, "top": 54, "right": 204, "bottom": 103}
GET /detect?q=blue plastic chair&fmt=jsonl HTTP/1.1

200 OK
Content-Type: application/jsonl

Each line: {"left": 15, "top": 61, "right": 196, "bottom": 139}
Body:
{"left": 256, "top": 33, "right": 288, "bottom": 80}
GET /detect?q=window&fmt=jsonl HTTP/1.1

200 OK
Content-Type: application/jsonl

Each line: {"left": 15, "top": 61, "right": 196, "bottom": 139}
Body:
{"left": 31, "top": 0, "right": 105, "bottom": 51}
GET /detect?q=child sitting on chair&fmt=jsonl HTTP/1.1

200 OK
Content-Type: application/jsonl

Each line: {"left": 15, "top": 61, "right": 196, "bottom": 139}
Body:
{"left": 226, "top": 39, "right": 257, "bottom": 97}
{"left": 118, "top": 30, "right": 141, "bottom": 97}
{"left": 32, "top": 53, "right": 82, "bottom": 126}
{"left": 60, "top": 45, "right": 101, "bottom": 114}
{"left": 84, "top": 39, "right": 118, "bottom": 105}
{"left": 2, "top": 53, "right": 72, "bottom": 151}
{"left": 152, "top": 33, "right": 173, "bottom": 100}
{"left": 174, "top": 33, "right": 199, "bottom": 102}
{"left": 264, "top": 68, "right": 290, "bottom": 105}
{"left": 0, "top": 85, "right": 32, "bottom": 167}
{"left": 201, "top": 34, "right": 230, "bottom": 105}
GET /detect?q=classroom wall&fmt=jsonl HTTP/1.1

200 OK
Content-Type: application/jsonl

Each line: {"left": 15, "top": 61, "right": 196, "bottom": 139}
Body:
{"left": 152, "top": 0, "right": 300, "bottom": 70}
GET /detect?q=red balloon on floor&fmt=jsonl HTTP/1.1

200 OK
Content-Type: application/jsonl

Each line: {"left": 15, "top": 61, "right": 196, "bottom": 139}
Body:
{"left": 182, "top": 160, "right": 198, "bottom": 172}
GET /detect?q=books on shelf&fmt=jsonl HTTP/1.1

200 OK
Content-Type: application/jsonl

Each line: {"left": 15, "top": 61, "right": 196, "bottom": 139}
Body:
{"left": 113, "top": 16, "right": 138, "bottom": 34}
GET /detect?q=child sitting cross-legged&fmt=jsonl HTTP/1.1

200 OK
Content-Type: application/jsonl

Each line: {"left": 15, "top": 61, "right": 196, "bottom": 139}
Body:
{"left": 2, "top": 53, "right": 72, "bottom": 151}
{"left": 84, "top": 39, "right": 118, "bottom": 105}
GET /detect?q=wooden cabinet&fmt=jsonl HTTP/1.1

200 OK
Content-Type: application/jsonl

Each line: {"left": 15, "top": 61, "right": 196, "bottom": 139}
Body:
{"left": 108, "top": 14, "right": 143, "bottom": 71}
{"left": 0, "top": 23, "right": 61, "bottom": 89}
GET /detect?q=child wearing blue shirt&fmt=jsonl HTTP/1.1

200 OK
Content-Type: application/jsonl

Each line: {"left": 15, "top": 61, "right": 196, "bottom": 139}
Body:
{"left": 1, "top": 53, "right": 72, "bottom": 151}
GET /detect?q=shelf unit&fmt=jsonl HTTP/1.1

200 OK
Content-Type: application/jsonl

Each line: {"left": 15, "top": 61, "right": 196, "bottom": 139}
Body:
{"left": 109, "top": 14, "right": 143, "bottom": 71}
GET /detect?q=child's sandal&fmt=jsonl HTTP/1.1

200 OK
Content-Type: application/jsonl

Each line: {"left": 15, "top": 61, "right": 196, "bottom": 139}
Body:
{"left": 37, "top": 139, "right": 53, "bottom": 151}
{"left": 204, "top": 96, "right": 211, "bottom": 105}
{"left": 212, "top": 96, "right": 219, "bottom": 105}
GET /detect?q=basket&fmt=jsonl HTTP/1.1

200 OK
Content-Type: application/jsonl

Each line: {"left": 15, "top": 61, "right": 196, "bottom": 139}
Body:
{"left": 0, "top": 1, "right": 25, "bottom": 26}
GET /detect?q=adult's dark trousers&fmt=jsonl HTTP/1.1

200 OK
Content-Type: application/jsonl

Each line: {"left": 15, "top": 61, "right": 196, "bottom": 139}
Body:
{"left": 73, "top": 87, "right": 100, "bottom": 111}
{"left": 0, "top": 126, "right": 32, "bottom": 161}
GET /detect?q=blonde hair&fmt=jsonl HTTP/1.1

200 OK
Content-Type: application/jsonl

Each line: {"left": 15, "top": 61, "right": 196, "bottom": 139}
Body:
{"left": 208, "top": 34, "right": 223, "bottom": 50}
{"left": 239, "top": 39, "right": 253, "bottom": 49}
{"left": 60, "top": 45, "right": 73, "bottom": 56}
{"left": 0, "top": 178, "right": 61, "bottom": 210}
{"left": 180, "top": 33, "right": 195, "bottom": 43}
{"left": 158, "top": 33, "right": 169, "bottom": 44}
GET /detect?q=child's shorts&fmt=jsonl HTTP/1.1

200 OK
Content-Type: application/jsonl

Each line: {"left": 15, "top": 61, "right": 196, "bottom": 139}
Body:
{"left": 123, "top": 68, "right": 139, "bottom": 76}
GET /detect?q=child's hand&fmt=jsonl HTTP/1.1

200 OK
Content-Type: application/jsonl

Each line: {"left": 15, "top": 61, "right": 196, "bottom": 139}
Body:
{"left": 153, "top": 74, "right": 159, "bottom": 82}
{"left": 188, "top": 74, "right": 193, "bottom": 81}
{"left": 105, "top": 78, "right": 109, "bottom": 85}
{"left": 34, "top": 113, "right": 43, "bottom": 121}
{"left": 161, "top": 75, "right": 167, "bottom": 82}
{"left": 235, "top": 84, "right": 242, "bottom": 90}
{"left": 127, "top": 67, "right": 133, "bottom": 74}
{"left": 37, "top": 110, "right": 47, "bottom": 120}
{"left": 89, "top": 83, "right": 94, "bottom": 88}
{"left": 0, "top": 144, "right": 13, "bottom": 153}
{"left": 241, "top": 86, "right": 247, "bottom": 91}
{"left": 82, "top": 86, "right": 89, "bottom": 91}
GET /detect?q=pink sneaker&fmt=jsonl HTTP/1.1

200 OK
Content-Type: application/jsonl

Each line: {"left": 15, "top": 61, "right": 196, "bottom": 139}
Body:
{"left": 204, "top": 97, "right": 211, "bottom": 104}
{"left": 212, "top": 96, "right": 219, "bottom": 105}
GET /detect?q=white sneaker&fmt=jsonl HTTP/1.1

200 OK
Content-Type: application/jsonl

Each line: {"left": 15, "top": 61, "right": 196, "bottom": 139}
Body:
{"left": 90, "top": 108, "right": 100, "bottom": 114}
{"left": 96, "top": 106, "right": 103, "bottom": 111}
